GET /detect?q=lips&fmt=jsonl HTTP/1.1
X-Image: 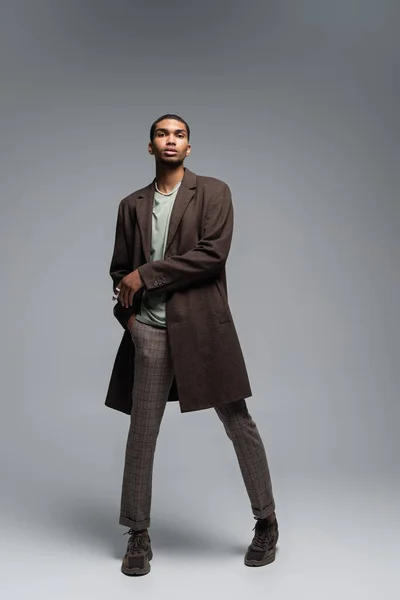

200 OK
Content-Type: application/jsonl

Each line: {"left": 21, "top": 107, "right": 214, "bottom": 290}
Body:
{"left": 163, "top": 149, "right": 177, "bottom": 154}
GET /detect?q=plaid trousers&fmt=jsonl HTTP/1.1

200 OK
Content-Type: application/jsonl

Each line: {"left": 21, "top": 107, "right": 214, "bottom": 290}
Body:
{"left": 119, "top": 318, "right": 275, "bottom": 530}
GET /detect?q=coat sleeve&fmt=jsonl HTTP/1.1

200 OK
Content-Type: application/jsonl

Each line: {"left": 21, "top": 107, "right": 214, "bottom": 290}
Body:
{"left": 138, "top": 183, "right": 233, "bottom": 295}
{"left": 109, "top": 200, "right": 140, "bottom": 329}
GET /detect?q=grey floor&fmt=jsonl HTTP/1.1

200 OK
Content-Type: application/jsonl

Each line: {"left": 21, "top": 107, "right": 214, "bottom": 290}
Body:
{"left": 1, "top": 474, "right": 398, "bottom": 599}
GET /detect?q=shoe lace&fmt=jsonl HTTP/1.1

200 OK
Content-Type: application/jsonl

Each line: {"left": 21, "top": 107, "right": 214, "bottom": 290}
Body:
{"left": 251, "top": 517, "right": 276, "bottom": 550}
{"left": 123, "top": 528, "right": 149, "bottom": 554}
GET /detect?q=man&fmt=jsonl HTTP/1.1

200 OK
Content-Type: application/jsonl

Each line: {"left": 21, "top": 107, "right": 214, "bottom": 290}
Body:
{"left": 106, "top": 114, "right": 278, "bottom": 576}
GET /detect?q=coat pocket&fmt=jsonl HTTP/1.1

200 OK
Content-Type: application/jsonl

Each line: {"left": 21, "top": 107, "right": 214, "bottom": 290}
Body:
{"left": 214, "top": 280, "right": 231, "bottom": 323}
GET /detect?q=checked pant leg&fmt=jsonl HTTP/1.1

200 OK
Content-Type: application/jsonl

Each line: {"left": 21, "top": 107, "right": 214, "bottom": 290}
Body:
{"left": 215, "top": 399, "right": 276, "bottom": 519}
{"left": 119, "top": 319, "right": 175, "bottom": 531}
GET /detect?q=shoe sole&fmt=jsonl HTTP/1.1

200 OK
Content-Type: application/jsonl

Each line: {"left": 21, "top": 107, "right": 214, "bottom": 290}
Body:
{"left": 121, "top": 549, "right": 153, "bottom": 576}
{"left": 244, "top": 549, "right": 275, "bottom": 567}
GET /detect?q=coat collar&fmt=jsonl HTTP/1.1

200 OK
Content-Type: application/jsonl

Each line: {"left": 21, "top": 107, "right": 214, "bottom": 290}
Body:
{"left": 136, "top": 167, "right": 197, "bottom": 262}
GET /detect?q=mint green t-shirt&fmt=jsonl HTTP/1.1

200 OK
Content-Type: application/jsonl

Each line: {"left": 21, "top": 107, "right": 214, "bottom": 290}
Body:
{"left": 136, "top": 180, "right": 181, "bottom": 328}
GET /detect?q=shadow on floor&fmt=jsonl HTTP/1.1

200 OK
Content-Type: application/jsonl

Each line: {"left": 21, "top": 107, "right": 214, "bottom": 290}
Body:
{"left": 44, "top": 501, "right": 247, "bottom": 559}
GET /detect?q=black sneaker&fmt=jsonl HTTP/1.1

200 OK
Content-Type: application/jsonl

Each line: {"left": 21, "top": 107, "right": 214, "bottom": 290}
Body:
{"left": 244, "top": 516, "right": 279, "bottom": 567}
{"left": 121, "top": 528, "right": 153, "bottom": 576}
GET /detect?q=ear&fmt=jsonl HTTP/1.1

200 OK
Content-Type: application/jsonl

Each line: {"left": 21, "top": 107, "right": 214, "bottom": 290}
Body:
{"left": 148, "top": 141, "right": 153, "bottom": 155}
{"left": 186, "top": 144, "right": 192, "bottom": 156}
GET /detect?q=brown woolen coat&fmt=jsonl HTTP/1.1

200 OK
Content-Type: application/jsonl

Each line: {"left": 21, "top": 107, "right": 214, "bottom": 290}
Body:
{"left": 105, "top": 167, "right": 252, "bottom": 414}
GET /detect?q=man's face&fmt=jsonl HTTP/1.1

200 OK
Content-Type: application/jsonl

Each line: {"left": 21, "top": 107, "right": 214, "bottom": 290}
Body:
{"left": 148, "top": 119, "right": 191, "bottom": 165}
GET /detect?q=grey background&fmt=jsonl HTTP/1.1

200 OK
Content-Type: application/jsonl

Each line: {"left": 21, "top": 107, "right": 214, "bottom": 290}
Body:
{"left": 0, "top": 0, "right": 399, "bottom": 598}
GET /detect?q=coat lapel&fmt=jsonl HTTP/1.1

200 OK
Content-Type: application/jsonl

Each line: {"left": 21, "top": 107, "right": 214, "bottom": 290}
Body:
{"left": 135, "top": 182, "right": 154, "bottom": 263}
{"left": 165, "top": 168, "right": 196, "bottom": 254}
{"left": 136, "top": 167, "right": 197, "bottom": 261}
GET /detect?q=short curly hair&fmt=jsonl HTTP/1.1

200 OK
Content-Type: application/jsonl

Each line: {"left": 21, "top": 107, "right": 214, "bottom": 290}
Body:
{"left": 150, "top": 114, "right": 190, "bottom": 142}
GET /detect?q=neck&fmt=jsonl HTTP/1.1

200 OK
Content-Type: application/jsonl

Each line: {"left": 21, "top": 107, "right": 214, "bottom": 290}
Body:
{"left": 155, "top": 164, "right": 185, "bottom": 193}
